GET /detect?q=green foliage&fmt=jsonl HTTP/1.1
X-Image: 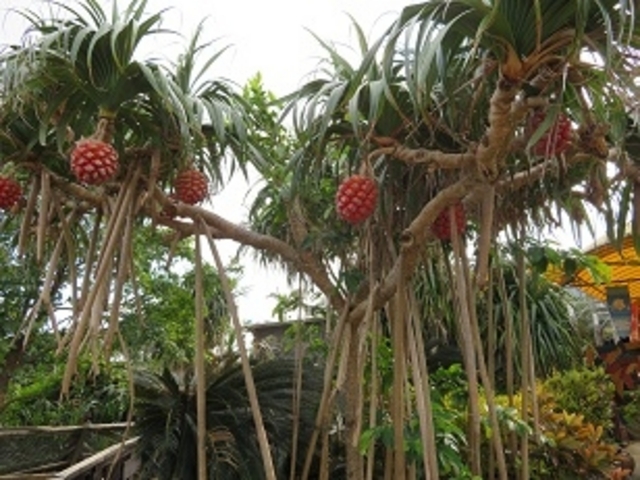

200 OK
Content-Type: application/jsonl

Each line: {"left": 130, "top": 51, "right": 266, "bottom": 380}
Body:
{"left": 414, "top": 238, "right": 586, "bottom": 391}
{"left": 118, "top": 225, "right": 237, "bottom": 368}
{"left": 489, "top": 378, "right": 621, "bottom": 479}
{"left": 360, "top": 364, "right": 476, "bottom": 479}
{"left": 269, "top": 289, "right": 327, "bottom": 323}
{"left": 0, "top": 226, "right": 43, "bottom": 361}
{"left": 488, "top": 242, "right": 585, "bottom": 388}
{"left": 429, "top": 365, "right": 477, "bottom": 479}
{"left": 359, "top": 364, "right": 624, "bottom": 479}
{"left": 530, "top": 400, "right": 620, "bottom": 479}
{"left": 543, "top": 367, "right": 615, "bottom": 433}
{"left": 430, "top": 363, "right": 469, "bottom": 410}
{"left": 526, "top": 242, "right": 611, "bottom": 285}
{"left": 620, "top": 388, "right": 640, "bottom": 438}
{"left": 0, "top": 355, "right": 128, "bottom": 426}
{"left": 528, "top": 410, "right": 619, "bottom": 479}
{"left": 281, "top": 322, "right": 329, "bottom": 359}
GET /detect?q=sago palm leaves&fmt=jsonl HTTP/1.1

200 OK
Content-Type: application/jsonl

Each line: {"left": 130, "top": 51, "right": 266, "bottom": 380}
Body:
{"left": 134, "top": 356, "right": 324, "bottom": 480}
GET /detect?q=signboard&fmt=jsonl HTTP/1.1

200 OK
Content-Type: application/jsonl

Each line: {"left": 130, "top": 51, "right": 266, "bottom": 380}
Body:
{"left": 607, "top": 286, "right": 631, "bottom": 339}
{"left": 632, "top": 301, "right": 639, "bottom": 342}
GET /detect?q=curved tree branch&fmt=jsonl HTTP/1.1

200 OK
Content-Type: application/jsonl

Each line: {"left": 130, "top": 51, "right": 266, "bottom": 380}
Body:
{"left": 152, "top": 187, "right": 346, "bottom": 312}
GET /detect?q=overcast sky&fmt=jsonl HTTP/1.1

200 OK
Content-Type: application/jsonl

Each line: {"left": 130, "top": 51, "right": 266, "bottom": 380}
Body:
{"left": 2, "top": 0, "right": 407, "bottom": 95}
{"left": 0, "top": 0, "right": 411, "bottom": 323}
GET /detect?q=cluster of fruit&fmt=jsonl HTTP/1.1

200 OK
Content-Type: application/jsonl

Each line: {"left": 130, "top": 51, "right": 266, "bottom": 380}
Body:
{"left": 0, "top": 138, "right": 209, "bottom": 212}
{"left": 335, "top": 174, "right": 378, "bottom": 225}
{"left": 432, "top": 203, "right": 466, "bottom": 240}
{"left": 0, "top": 175, "right": 21, "bottom": 210}
{"left": 528, "top": 110, "right": 572, "bottom": 157}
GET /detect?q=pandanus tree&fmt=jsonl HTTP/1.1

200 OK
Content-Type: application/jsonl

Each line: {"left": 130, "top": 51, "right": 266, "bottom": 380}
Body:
{"left": 261, "top": 1, "right": 637, "bottom": 479}
{"left": 1, "top": 0, "right": 639, "bottom": 479}
{"left": 0, "top": 0, "right": 248, "bottom": 368}
{"left": 0, "top": 1, "right": 283, "bottom": 478}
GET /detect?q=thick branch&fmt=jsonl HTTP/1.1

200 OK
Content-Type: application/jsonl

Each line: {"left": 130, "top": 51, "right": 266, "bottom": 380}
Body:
{"left": 48, "top": 172, "right": 103, "bottom": 206}
{"left": 371, "top": 145, "right": 475, "bottom": 170}
{"left": 475, "top": 79, "right": 522, "bottom": 181}
{"left": 153, "top": 187, "right": 346, "bottom": 312}
{"left": 497, "top": 152, "right": 604, "bottom": 192}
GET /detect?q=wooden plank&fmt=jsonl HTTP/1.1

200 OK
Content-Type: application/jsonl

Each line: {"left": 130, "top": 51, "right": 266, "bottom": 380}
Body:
{"left": 0, "top": 423, "right": 132, "bottom": 437}
{"left": 0, "top": 460, "right": 69, "bottom": 476}
{"left": 53, "top": 437, "right": 139, "bottom": 479}
{"left": 0, "top": 475, "right": 53, "bottom": 479}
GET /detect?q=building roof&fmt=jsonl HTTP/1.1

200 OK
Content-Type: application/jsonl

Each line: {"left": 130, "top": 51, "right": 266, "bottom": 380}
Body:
{"left": 555, "top": 234, "right": 640, "bottom": 301}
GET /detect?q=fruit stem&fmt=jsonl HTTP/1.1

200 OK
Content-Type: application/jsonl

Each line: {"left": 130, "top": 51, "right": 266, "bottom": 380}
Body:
{"left": 92, "top": 115, "right": 116, "bottom": 144}
{"left": 359, "top": 156, "right": 374, "bottom": 177}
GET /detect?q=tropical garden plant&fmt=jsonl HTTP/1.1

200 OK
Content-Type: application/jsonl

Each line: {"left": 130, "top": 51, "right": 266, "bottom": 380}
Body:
{"left": 0, "top": 0, "right": 639, "bottom": 479}
{"left": 134, "top": 355, "right": 324, "bottom": 480}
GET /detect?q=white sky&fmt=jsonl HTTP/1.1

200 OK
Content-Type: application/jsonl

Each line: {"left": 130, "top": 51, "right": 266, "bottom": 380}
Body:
{"left": 1, "top": 0, "right": 411, "bottom": 324}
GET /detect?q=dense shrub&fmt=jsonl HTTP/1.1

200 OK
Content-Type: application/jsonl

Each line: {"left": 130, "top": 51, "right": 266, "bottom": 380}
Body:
{"left": 543, "top": 367, "right": 615, "bottom": 434}
{"left": 0, "top": 360, "right": 128, "bottom": 427}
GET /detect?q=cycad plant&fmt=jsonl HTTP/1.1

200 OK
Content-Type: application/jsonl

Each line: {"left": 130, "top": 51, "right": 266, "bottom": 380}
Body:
{"left": 134, "top": 356, "right": 324, "bottom": 480}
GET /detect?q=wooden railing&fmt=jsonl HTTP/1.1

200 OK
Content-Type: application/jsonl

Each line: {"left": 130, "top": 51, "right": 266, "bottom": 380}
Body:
{"left": 53, "top": 437, "right": 140, "bottom": 480}
{"left": 0, "top": 424, "right": 139, "bottom": 479}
